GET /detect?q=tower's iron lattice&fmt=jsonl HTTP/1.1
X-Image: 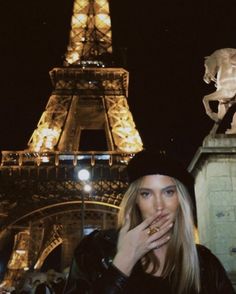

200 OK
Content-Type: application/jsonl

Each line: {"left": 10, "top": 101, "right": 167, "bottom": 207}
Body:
{"left": 0, "top": 0, "right": 143, "bottom": 286}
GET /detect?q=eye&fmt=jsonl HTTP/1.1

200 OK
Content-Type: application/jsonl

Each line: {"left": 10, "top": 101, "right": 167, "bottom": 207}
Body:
{"left": 164, "top": 188, "right": 176, "bottom": 197}
{"left": 139, "top": 190, "right": 151, "bottom": 198}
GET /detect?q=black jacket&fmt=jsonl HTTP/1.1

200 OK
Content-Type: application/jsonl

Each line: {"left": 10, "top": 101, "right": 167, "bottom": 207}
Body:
{"left": 65, "top": 229, "right": 235, "bottom": 294}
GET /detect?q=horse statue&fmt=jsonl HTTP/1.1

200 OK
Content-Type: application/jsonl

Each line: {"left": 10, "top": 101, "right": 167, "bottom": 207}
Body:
{"left": 203, "top": 48, "right": 236, "bottom": 122}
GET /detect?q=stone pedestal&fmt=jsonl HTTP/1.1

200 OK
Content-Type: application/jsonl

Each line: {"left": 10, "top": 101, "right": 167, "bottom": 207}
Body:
{"left": 189, "top": 134, "right": 236, "bottom": 287}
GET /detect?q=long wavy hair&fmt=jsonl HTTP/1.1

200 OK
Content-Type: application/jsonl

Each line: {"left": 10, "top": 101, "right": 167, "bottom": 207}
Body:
{"left": 117, "top": 177, "right": 200, "bottom": 294}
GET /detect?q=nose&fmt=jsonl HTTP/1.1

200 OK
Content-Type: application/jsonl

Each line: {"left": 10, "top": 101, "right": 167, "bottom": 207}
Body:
{"left": 154, "top": 193, "right": 164, "bottom": 211}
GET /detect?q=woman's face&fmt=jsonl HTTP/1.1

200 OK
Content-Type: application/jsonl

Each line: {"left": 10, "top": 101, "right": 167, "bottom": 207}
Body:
{"left": 136, "top": 174, "right": 179, "bottom": 222}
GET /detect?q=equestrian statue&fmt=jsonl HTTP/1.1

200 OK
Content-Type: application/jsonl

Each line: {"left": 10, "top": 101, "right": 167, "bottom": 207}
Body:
{"left": 203, "top": 48, "right": 236, "bottom": 133}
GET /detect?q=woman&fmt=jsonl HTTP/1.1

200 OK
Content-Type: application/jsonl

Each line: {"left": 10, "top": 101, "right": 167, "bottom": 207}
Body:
{"left": 65, "top": 150, "right": 235, "bottom": 294}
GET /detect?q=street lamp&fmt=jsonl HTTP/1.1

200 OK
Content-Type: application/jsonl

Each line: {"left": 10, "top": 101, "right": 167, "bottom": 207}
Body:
{"left": 77, "top": 169, "right": 91, "bottom": 238}
{"left": 78, "top": 169, "right": 90, "bottom": 181}
{"left": 83, "top": 184, "right": 92, "bottom": 193}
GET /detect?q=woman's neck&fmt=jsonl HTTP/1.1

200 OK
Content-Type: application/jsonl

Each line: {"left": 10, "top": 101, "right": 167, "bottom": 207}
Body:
{"left": 154, "top": 244, "right": 168, "bottom": 276}
{"left": 144, "top": 243, "right": 168, "bottom": 277}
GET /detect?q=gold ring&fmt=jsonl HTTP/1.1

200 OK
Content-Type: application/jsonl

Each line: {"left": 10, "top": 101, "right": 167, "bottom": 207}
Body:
{"left": 147, "top": 226, "right": 160, "bottom": 236}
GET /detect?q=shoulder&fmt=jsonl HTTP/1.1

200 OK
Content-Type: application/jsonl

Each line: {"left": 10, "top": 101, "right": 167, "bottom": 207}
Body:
{"left": 196, "top": 244, "right": 222, "bottom": 263}
{"left": 74, "top": 229, "right": 118, "bottom": 267}
{"left": 196, "top": 243, "right": 213, "bottom": 256}
{"left": 91, "top": 228, "right": 118, "bottom": 243}
{"left": 196, "top": 244, "right": 222, "bottom": 266}
{"left": 68, "top": 229, "right": 119, "bottom": 288}
{"left": 75, "top": 229, "right": 118, "bottom": 253}
{"left": 196, "top": 244, "right": 229, "bottom": 278}
{"left": 196, "top": 244, "right": 229, "bottom": 279}
{"left": 196, "top": 244, "right": 235, "bottom": 293}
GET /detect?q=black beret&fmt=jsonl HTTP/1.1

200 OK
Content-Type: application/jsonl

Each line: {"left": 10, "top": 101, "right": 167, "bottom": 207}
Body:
{"left": 127, "top": 150, "right": 194, "bottom": 191}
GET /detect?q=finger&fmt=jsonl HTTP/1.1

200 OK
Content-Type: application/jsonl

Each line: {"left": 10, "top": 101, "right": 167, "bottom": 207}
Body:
{"left": 150, "top": 216, "right": 173, "bottom": 233}
{"left": 148, "top": 235, "right": 171, "bottom": 250}
{"left": 149, "top": 211, "right": 172, "bottom": 226}
{"left": 148, "top": 222, "right": 173, "bottom": 242}
{"left": 120, "top": 212, "right": 131, "bottom": 234}
{"left": 138, "top": 211, "right": 163, "bottom": 231}
{"left": 150, "top": 214, "right": 170, "bottom": 229}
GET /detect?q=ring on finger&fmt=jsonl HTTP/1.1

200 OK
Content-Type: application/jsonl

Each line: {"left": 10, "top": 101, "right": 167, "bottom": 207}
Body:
{"left": 147, "top": 226, "right": 160, "bottom": 236}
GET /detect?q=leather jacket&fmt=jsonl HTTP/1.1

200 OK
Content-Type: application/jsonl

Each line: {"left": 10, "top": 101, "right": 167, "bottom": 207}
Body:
{"left": 64, "top": 229, "right": 235, "bottom": 294}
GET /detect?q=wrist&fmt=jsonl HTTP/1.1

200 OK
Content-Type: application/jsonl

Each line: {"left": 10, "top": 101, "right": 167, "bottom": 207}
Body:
{"left": 112, "top": 252, "right": 136, "bottom": 276}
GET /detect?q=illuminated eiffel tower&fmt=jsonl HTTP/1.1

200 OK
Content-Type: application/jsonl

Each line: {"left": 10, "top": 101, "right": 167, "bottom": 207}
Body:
{"left": 0, "top": 0, "right": 142, "bottom": 286}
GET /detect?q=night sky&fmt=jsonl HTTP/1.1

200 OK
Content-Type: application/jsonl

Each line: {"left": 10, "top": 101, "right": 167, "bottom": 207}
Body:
{"left": 1, "top": 0, "right": 236, "bottom": 167}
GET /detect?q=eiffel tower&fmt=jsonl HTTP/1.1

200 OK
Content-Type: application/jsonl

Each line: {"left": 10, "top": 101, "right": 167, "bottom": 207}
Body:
{"left": 0, "top": 0, "right": 143, "bottom": 286}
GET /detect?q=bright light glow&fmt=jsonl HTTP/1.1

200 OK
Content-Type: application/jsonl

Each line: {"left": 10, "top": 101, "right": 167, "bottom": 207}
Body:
{"left": 29, "top": 126, "right": 60, "bottom": 152}
{"left": 65, "top": 0, "right": 112, "bottom": 64}
{"left": 96, "top": 0, "right": 107, "bottom": 6}
{"left": 78, "top": 169, "right": 90, "bottom": 181}
{"left": 83, "top": 184, "right": 92, "bottom": 192}
{"left": 16, "top": 249, "right": 26, "bottom": 255}
{"left": 106, "top": 96, "right": 143, "bottom": 152}
{"left": 67, "top": 52, "right": 79, "bottom": 64}
{"left": 73, "top": 14, "right": 87, "bottom": 26}
{"left": 41, "top": 156, "right": 49, "bottom": 163}
{"left": 96, "top": 14, "right": 111, "bottom": 27}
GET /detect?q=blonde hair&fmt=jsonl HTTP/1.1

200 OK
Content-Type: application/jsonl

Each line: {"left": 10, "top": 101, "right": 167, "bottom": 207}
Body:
{"left": 118, "top": 177, "right": 200, "bottom": 294}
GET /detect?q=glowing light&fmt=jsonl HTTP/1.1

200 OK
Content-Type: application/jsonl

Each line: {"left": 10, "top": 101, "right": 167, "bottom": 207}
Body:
{"left": 66, "top": 52, "right": 79, "bottom": 64}
{"left": 41, "top": 156, "right": 49, "bottom": 163}
{"left": 16, "top": 249, "right": 26, "bottom": 255}
{"left": 65, "top": 0, "right": 112, "bottom": 64}
{"left": 73, "top": 14, "right": 87, "bottom": 26}
{"left": 29, "top": 125, "right": 60, "bottom": 152}
{"left": 83, "top": 184, "right": 92, "bottom": 192}
{"left": 106, "top": 95, "right": 143, "bottom": 152}
{"left": 96, "top": 14, "right": 111, "bottom": 27}
{"left": 78, "top": 169, "right": 90, "bottom": 181}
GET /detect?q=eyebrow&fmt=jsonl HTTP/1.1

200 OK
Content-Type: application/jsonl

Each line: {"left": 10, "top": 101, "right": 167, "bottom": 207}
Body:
{"left": 138, "top": 185, "right": 176, "bottom": 193}
{"left": 161, "top": 185, "right": 177, "bottom": 192}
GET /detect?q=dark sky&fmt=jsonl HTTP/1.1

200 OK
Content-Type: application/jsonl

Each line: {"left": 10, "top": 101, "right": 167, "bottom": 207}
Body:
{"left": 1, "top": 0, "right": 236, "bottom": 166}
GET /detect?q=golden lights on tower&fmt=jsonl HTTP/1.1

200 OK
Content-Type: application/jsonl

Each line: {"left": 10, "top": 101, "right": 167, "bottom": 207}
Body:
{"left": 106, "top": 95, "right": 143, "bottom": 153}
{"left": 65, "top": 0, "right": 112, "bottom": 64}
{"left": 7, "top": 231, "right": 29, "bottom": 270}
{"left": 28, "top": 124, "right": 60, "bottom": 152}
{"left": 26, "top": 0, "right": 143, "bottom": 154}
